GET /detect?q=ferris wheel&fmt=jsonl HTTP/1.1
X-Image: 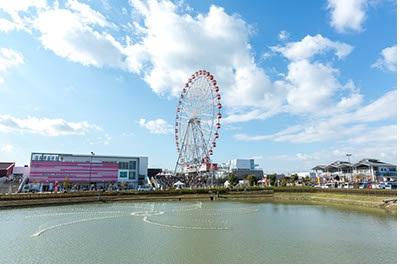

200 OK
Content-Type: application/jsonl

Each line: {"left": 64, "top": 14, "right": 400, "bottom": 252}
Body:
{"left": 174, "top": 70, "right": 222, "bottom": 174}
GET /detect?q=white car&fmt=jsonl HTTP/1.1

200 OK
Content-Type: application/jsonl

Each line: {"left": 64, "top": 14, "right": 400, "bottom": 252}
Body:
{"left": 138, "top": 186, "right": 152, "bottom": 192}
{"left": 342, "top": 183, "right": 353, "bottom": 189}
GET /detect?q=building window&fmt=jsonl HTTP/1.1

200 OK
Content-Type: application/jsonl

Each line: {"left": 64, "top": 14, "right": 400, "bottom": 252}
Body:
{"left": 119, "top": 162, "right": 129, "bottom": 169}
{"left": 129, "top": 161, "right": 136, "bottom": 170}
{"left": 129, "top": 171, "right": 136, "bottom": 180}
{"left": 119, "top": 171, "right": 128, "bottom": 178}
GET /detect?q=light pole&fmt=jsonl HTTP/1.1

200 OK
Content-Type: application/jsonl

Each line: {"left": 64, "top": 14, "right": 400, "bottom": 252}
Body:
{"left": 89, "top": 152, "right": 95, "bottom": 190}
{"left": 346, "top": 153, "right": 352, "bottom": 183}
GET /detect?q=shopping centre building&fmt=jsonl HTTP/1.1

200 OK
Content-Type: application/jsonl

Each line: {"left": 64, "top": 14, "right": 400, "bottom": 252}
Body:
{"left": 29, "top": 152, "right": 148, "bottom": 188}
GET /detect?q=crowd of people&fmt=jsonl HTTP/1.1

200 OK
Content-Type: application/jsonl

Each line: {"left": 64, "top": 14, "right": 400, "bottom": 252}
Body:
{"left": 153, "top": 173, "right": 215, "bottom": 189}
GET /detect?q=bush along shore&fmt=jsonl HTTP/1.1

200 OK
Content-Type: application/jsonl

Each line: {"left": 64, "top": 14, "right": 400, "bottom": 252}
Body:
{"left": 0, "top": 187, "right": 396, "bottom": 212}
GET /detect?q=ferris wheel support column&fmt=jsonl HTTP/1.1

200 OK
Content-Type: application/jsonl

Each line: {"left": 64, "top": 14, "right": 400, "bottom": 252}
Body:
{"left": 174, "top": 121, "right": 190, "bottom": 175}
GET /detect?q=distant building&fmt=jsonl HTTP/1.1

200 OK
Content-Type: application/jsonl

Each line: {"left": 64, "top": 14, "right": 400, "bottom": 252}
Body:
{"left": 0, "top": 162, "right": 15, "bottom": 178}
{"left": 29, "top": 152, "right": 148, "bottom": 188}
{"left": 229, "top": 159, "right": 256, "bottom": 171}
{"left": 312, "top": 158, "right": 396, "bottom": 183}
{"left": 228, "top": 159, "right": 264, "bottom": 180}
{"left": 353, "top": 159, "right": 397, "bottom": 182}
{"left": 12, "top": 165, "right": 30, "bottom": 180}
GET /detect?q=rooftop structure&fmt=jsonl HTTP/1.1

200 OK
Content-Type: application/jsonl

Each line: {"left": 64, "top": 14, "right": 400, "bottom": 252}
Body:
{"left": 0, "top": 162, "right": 15, "bottom": 178}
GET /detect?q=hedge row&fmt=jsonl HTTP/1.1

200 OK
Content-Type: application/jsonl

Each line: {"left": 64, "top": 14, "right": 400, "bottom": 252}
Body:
{"left": 270, "top": 186, "right": 397, "bottom": 196}
{"left": 0, "top": 186, "right": 396, "bottom": 201}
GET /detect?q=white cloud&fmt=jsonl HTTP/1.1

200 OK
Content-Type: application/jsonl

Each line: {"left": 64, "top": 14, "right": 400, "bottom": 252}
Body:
{"left": 271, "top": 34, "right": 353, "bottom": 61}
{"left": 234, "top": 90, "right": 396, "bottom": 143}
{"left": 270, "top": 35, "right": 354, "bottom": 114}
{"left": 0, "top": 0, "right": 48, "bottom": 33}
{"left": 352, "top": 90, "right": 396, "bottom": 122}
{"left": 347, "top": 125, "right": 396, "bottom": 144}
{"left": 0, "top": 18, "right": 18, "bottom": 32}
{"left": 0, "top": 0, "right": 47, "bottom": 14}
{"left": 0, "top": 48, "right": 24, "bottom": 86}
{"left": 1, "top": 144, "right": 14, "bottom": 153}
{"left": 1, "top": 0, "right": 379, "bottom": 131}
{"left": 327, "top": 0, "right": 368, "bottom": 33}
{"left": 224, "top": 34, "right": 355, "bottom": 121}
{"left": 0, "top": 48, "right": 24, "bottom": 71}
{"left": 138, "top": 118, "right": 173, "bottom": 134}
{"left": 2, "top": 1, "right": 360, "bottom": 125}
{"left": 224, "top": 108, "right": 282, "bottom": 124}
{"left": 0, "top": 114, "right": 100, "bottom": 136}
{"left": 336, "top": 92, "right": 363, "bottom": 110}
{"left": 296, "top": 153, "right": 314, "bottom": 160}
{"left": 285, "top": 60, "right": 341, "bottom": 113}
{"left": 126, "top": 0, "right": 280, "bottom": 113}
{"left": 278, "top": 30, "right": 289, "bottom": 41}
{"left": 372, "top": 45, "right": 397, "bottom": 72}
{"left": 34, "top": 0, "right": 125, "bottom": 68}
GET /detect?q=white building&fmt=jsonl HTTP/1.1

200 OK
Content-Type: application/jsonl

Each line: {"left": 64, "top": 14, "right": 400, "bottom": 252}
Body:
{"left": 227, "top": 158, "right": 264, "bottom": 180}
{"left": 229, "top": 159, "right": 256, "bottom": 171}
{"left": 312, "top": 158, "right": 397, "bottom": 183}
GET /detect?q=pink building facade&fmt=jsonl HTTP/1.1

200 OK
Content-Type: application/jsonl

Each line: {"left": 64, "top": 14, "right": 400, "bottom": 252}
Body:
{"left": 29, "top": 152, "right": 148, "bottom": 186}
{"left": 30, "top": 161, "right": 119, "bottom": 183}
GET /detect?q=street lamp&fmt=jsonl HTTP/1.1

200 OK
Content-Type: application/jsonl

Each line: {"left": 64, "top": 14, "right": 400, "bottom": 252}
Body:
{"left": 89, "top": 152, "right": 95, "bottom": 190}
{"left": 346, "top": 153, "right": 352, "bottom": 183}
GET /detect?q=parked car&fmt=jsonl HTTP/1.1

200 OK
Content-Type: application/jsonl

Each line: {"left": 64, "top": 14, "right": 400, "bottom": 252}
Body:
{"left": 379, "top": 182, "right": 397, "bottom": 190}
{"left": 138, "top": 186, "right": 152, "bottom": 192}
{"left": 359, "top": 182, "right": 372, "bottom": 189}
{"left": 341, "top": 183, "right": 353, "bottom": 189}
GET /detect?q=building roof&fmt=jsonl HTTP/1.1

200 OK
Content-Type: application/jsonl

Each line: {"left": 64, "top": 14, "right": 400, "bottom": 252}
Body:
{"left": 330, "top": 161, "right": 352, "bottom": 167}
{"left": 313, "top": 158, "right": 396, "bottom": 170}
{"left": 312, "top": 165, "right": 326, "bottom": 170}
{"left": 0, "top": 162, "right": 15, "bottom": 170}
{"left": 31, "top": 152, "right": 147, "bottom": 160}
{"left": 353, "top": 158, "right": 396, "bottom": 168}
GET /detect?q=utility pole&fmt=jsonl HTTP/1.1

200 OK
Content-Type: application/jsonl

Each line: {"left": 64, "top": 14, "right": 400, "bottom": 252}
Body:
{"left": 346, "top": 153, "right": 352, "bottom": 183}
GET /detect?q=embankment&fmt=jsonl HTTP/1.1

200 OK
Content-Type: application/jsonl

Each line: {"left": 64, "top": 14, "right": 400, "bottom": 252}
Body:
{"left": 0, "top": 187, "right": 396, "bottom": 212}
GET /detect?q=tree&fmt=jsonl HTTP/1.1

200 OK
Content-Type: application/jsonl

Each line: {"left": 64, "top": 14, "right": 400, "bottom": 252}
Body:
{"left": 303, "top": 176, "right": 312, "bottom": 186}
{"left": 280, "top": 177, "right": 288, "bottom": 187}
{"left": 289, "top": 174, "right": 299, "bottom": 185}
{"left": 267, "top": 174, "right": 277, "bottom": 186}
{"left": 227, "top": 173, "right": 238, "bottom": 187}
{"left": 245, "top": 175, "right": 257, "bottom": 186}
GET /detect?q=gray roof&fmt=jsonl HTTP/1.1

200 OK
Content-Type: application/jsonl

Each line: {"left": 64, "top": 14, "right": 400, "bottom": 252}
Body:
{"left": 313, "top": 158, "right": 396, "bottom": 170}
{"left": 353, "top": 158, "right": 396, "bottom": 168}
{"left": 312, "top": 165, "right": 326, "bottom": 170}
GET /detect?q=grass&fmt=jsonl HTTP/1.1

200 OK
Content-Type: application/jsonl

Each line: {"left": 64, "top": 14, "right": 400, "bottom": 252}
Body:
{"left": 270, "top": 192, "right": 397, "bottom": 213}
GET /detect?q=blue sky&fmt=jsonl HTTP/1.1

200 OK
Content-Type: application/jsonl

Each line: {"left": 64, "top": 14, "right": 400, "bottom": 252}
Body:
{"left": 0, "top": 0, "right": 396, "bottom": 173}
